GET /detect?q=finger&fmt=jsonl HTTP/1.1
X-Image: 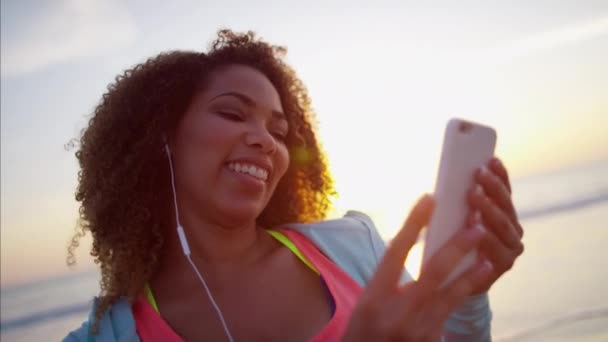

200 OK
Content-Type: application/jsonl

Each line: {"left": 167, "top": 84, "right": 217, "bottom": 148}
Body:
{"left": 487, "top": 158, "right": 524, "bottom": 237}
{"left": 475, "top": 165, "right": 517, "bottom": 219}
{"left": 471, "top": 188, "right": 522, "bottom": 249}
{"left": 410, "top": 258, "right": 493, "bottom": 338}
{"left": 466, "top": 210, "right": 482, "bottom": 227}
{"left": 479, "top": 226, "right": 524, "bottom": 272}
{"left": 390, "top": 284, "right": 430, "bottom": 335}
{"left": 391, "top": 282, "right": 446, "bottom": 341}
{"left": 417, "top": 224, "right": 485, "bottom": 292}
{"left": 516, "top": 222, "right": 524, "bottom": 239}
{"left": 369, "top": 194, "right": 435, "bottom": 293}
{"left": 396, "top": 299, "right": 444, "bottom": 342}
{"left": 489, "top": 157, "right": 512, "bottom": 194}
{"left": 416, "top": 299, "right": 451, "bottom": 340}
{"left": 439, "top": 258, "right": 494, "bottom": 310}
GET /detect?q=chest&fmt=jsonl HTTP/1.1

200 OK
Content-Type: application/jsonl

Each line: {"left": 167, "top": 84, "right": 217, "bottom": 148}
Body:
{"left": 158, "top": 250, "right": 334, "bottom": 342}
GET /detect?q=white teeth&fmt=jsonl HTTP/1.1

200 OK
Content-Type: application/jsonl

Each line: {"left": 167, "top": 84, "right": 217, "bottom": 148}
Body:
{"left": 228, "top": 162, "right": 269, "bottom": 181}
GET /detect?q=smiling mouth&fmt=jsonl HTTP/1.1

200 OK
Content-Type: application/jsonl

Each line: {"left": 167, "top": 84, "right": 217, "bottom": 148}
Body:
{"left": 227, "top": 162, "right": 269, "bottom": 182}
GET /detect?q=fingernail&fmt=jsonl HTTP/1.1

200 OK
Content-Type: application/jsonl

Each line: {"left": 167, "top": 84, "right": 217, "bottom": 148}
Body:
{"left": 479, "top": 260, "right": 493, "bottom": 275}
{"left": 466, "top": 224, "right": 485, "bottom": 240}
{"left": 479, "top": 165, "right": 488, "bottom": 176}
{"left": 475, "top": 184, "right": 484, "bottom": 196}
{"left": 473, "top": 211, "right": 482, "bottom": 223}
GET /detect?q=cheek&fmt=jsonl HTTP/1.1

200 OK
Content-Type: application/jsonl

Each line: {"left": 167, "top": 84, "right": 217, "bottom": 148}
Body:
{"left": 176, "top": 115, "right": 235, "bottom": 184}
{"left": 180, "top": 114, "right": 238, "bottom": 161}
{"left": 186, "top": 114, "right": 227, "bottom": 145}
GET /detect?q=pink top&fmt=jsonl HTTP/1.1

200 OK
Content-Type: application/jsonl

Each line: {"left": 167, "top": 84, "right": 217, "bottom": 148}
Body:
{"left": 133, "top": 228, "right": 362, "bottom": 341}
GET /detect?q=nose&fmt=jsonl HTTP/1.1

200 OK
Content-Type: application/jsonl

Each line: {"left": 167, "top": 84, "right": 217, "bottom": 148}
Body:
{"left": 245, "top": 125, "right": 277, "bottom": 154}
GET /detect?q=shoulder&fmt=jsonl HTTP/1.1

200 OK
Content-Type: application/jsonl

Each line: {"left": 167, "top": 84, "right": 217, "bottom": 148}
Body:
{"left": 282, "top": 211, "right": 389, "bottom": 286}
{"left": 287, "top": 210, "right": 385, "bottom": 255}
{"left": 283, "top": 210, "right": 414, "bottom": 286}
{"left": 287, "top": 210, "right": 376, "bottom": 232}
{"left": 63, "top": 297, "right": 140, "bottom": 342}
{"left": 63, "top": 320, "right": 90, "bottom": 342}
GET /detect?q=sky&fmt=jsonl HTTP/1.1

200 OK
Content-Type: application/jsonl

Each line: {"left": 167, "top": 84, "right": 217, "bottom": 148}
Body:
{"left": 1, "top": 0, "right": 607, "bottom": 287}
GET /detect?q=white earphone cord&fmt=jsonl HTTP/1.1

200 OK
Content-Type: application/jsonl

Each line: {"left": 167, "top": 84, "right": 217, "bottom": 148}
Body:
{"left": 164, "top": 144, "right": 235, "bottom": 342}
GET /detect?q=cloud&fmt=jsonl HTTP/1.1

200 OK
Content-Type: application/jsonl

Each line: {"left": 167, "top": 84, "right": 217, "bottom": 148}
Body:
{"left": 1, "top": 0, "right": 137, "bottom": 76}
{"left": 485, "top": 15, "right": 608, "bottom": 64}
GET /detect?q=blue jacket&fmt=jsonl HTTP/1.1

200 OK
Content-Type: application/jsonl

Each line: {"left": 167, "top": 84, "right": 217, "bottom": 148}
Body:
{"left": 64, "top": 211, "right": 492, "bottom": 341}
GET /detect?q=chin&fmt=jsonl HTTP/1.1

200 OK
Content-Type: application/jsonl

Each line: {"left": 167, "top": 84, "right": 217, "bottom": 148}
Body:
{"left": 217, "top": 202, "right": 265, "bottom": 227}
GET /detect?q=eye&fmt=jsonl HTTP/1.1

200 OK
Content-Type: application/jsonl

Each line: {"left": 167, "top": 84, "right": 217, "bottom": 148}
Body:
{"left": 217, "top": 110, "right": 243, "bottom": 121}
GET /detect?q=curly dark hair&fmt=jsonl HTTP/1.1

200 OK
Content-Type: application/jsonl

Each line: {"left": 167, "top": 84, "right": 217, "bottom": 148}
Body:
{"left": 67, "top": 29, "right": 335, "bottom": 331}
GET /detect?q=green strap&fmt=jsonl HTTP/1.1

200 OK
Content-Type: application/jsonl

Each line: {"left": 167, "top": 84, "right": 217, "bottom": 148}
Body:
{"left": 144, "top": 229, "right": 319, "bottom": 314}
{"left": 145, "top": 283, "right": 160, "bottom": 313}
{"left": 266, "top": 229, "right": 319, "bottom": 275}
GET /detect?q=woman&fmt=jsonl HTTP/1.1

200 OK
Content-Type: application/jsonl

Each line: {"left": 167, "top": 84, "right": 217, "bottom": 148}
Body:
{"left": 65, "top": 29, "right": 524, "bottom": 341}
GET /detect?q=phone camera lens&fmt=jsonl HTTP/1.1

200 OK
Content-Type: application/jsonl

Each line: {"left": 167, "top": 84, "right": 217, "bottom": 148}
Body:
{"left": 459, "top": 121, "right": 473, "bottom": 133}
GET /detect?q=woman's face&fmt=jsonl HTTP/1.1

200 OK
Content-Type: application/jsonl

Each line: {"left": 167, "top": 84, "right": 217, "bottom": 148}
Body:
{"left": 172, "top": 64, "right": 290, "bottom": 226}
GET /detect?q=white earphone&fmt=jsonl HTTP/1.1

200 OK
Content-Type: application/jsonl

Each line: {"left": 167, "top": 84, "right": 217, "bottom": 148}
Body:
{"left": 163, "top": 138, "right": 235, "bottom": 342}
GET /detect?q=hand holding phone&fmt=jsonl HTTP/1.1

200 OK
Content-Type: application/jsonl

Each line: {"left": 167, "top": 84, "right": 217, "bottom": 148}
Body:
{"left": 422, "top": 118, "right": 497, "bottom": 287}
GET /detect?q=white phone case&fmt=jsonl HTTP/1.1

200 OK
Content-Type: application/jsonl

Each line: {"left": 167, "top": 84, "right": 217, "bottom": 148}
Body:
{"left": 422, "top": 118, "right": 497, "bottom": 287}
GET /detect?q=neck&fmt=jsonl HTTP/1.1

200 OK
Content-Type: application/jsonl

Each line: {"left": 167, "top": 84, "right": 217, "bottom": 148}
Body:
{"left": 162, "top": 201, "right": 272, "bottom": 270}
{"left": 150, "top": 204, "right": 277, "bottom": 303}
{"left": 182, "top": 218, "right": 262, "bottom": 264}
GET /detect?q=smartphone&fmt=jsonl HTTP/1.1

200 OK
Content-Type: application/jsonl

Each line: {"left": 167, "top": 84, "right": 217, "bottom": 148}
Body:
{"left": 422, "top": 118, "right": 497, "bottom": 287}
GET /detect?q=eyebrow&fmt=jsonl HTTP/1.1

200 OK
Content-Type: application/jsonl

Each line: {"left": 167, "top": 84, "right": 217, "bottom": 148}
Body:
{"left": 210, "top": 92, "right": 286, "bottom": 121}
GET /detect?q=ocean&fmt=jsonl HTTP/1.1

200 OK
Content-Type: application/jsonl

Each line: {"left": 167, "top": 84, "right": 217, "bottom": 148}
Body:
{"left": 2, "top": 160, "right": 607, "bottom": 341}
